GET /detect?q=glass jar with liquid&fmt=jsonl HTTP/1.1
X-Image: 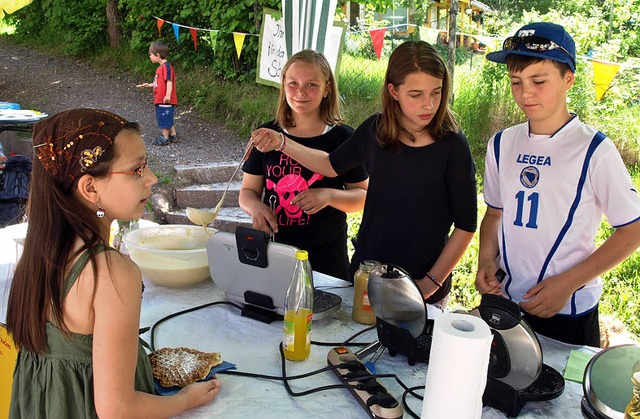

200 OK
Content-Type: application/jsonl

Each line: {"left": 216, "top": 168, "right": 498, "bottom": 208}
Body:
{"left": 352, "top": 260, "right": 381, "bottom": 325}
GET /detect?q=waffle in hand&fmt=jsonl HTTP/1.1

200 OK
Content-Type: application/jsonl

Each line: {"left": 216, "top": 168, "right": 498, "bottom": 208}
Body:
{"left": 149, "top": 347, "right": 223, "bottom": 388}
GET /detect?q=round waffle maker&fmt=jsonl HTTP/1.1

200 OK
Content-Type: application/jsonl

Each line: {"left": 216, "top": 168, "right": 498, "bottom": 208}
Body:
{"left": 367, "top": 264, "right": 433, "bottom": 366}
{"left": 581, "top": 344, "right": 640, "bottom": 419}
{"left": 468, "top": 294, "right": 565, "bottom": 417}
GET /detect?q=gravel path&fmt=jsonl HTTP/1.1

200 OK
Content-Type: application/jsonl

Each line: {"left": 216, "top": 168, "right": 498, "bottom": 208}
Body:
{"left": 0, "top": 42, "right": 246, "bottom": 172}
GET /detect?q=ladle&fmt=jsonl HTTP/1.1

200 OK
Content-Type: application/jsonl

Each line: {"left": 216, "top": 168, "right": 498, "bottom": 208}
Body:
{"left": 186, "top": 140, "right": 254, "bottom": 235}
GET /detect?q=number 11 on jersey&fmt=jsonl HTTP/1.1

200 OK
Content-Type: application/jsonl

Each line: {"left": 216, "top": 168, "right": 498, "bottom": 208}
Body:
{"left": 514, "top": 191, "right": 539, "bottom": 229}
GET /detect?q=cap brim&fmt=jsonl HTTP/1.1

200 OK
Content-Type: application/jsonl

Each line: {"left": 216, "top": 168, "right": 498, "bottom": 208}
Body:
{"left": 486, "top": 49, "right": 575, "bottom": 72}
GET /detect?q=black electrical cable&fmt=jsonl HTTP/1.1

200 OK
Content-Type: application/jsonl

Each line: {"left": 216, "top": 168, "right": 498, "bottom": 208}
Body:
{"left": 401, "top": 385, "right": 425, "bottom": 419}
{"left": 149, "top": 300, "right": 242, "bottom": 351}
{"left": 311, "top": 324, "right": 376, "bottom": 347}
{"left": 278, "top": 342, "right": 353, "bottom": 396}
{"left": 147, "top": 299, "right": 410, "bottom": 404}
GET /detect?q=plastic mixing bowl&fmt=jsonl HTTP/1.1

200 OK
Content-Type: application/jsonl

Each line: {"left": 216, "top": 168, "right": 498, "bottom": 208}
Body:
{"left": 123, "top": 224, "right": 216, "bottom": 287}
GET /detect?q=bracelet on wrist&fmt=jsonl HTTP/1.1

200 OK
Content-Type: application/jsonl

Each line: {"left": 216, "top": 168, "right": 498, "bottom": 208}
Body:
{"left": 276, "top": 132, "right": 287, "bottom": 152}
{"left": 426, "top": 271, "right": 441, "bottom": 288}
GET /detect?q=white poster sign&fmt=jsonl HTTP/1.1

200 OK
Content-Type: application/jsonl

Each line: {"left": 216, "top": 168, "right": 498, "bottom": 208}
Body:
{"left": 256, "top": 8, "right": 345, "bottom": 88}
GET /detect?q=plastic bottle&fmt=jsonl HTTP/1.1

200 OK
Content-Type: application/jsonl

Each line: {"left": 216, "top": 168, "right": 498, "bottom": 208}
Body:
{"left": 282, "top": 250, "right": 313, "bottom": 361}
{"left": 352, "top": 260, "right": 381, "bottom": 325}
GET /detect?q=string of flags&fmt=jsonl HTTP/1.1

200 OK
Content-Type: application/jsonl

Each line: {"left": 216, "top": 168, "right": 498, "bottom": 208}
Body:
{"left": 153, "top": 16, "right": 259, "bottom": 59}
{"left": 154, "top": 15, "right": 639, "bottom": 101}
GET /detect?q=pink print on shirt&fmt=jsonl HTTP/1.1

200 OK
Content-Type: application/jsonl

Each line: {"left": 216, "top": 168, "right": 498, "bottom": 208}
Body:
{"left": 266, "top": 170, "right": 323, "bottom": 226}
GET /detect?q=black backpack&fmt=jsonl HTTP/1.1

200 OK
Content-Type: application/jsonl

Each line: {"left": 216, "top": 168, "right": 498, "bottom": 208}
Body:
{"left": 0, "top": 154, "right": 32, "bottom": 227}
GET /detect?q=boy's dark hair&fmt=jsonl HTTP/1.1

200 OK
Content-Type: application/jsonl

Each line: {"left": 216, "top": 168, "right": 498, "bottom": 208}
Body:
{"left": 149, "top": 41, "right": 169, "bottom": 59}
{"left": 506, "top": 55, "right": 572, "bottom": 76}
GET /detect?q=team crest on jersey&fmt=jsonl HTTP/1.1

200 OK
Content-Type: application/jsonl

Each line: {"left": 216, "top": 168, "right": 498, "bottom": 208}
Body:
{"left": 520, "top": 166, "right": 539, "bottom": 188}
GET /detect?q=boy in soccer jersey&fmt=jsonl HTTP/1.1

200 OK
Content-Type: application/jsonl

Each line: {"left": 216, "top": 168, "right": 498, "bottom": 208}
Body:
{"left": 476, "top": 22, "right": 640, "bottom": 346}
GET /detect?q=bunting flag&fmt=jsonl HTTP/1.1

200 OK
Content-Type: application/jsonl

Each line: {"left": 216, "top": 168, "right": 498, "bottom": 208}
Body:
{"left": 593, "top": 59, "right": 621, "bottom": 102}
{"left": 156, "top": 18, "right": 164, "bottom": 35}
{"left": 172, "top": 23, "right": 180, "bottom": 44}
{"left": 0, "top": 0, "right": 33, "bottom": 19}
{"left": 233, "top": 32, "right": 246, "bottom": 59}
{"left": 369, "top": 28, "right": 387, "bottom": 60}
{"left": 189, "top": 28, "right": 198, "bottom": 51}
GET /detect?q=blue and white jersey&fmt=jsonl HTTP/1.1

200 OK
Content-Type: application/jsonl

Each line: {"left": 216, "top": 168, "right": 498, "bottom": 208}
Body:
{"left": 484, "top": 116, "right": 640, "bottom": 316}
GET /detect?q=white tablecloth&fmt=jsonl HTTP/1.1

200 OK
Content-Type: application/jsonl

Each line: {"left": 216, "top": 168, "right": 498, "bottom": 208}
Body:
{"left": 0, "top": 223, "right": 592, "bottom": 418}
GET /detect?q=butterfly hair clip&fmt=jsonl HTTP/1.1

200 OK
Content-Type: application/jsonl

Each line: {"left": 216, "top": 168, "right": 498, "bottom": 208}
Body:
{"left": 79, "top": 146, "right": 104, "bottom": 172}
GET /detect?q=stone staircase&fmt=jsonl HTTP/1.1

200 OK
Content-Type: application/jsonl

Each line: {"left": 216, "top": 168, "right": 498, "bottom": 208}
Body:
{"left": 164, "top": 161, "right": 253, "bottom": 232}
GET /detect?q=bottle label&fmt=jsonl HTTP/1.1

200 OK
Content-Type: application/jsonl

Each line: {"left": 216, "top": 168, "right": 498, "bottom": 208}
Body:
{"left": 306, "top": 313, "right": 312, "bottom": 347}
{"left": 283, "top": 319, "right": 295, "bottom": 351}
{"left": 362, "top": 291, "right": 373, "bottom": 312}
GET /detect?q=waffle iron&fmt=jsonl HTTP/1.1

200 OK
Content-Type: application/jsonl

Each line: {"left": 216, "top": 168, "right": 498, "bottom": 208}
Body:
{"left": 467, "top": 293, "right": 565, "bottom": 416}
{"left": 366, "top": 265, "right": 564, "bottom": 417}
{"left": 367, "top": 264, "right": 433, "bottom": 366}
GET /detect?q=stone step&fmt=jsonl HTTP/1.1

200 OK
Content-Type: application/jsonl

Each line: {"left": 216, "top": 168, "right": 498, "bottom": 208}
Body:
{"left": 176, "top": 181, "right": 242, "bottom": 209}
{"left": 174, "top": 161, "right": 243, "bottom": 185}
{"left": 165, "top": 206, "right": 252, "bottom": 233}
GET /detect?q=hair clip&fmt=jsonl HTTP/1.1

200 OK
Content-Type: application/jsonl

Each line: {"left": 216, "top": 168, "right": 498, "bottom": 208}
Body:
{"left": 79, "top": 146, "right": 104, "bottom": 172}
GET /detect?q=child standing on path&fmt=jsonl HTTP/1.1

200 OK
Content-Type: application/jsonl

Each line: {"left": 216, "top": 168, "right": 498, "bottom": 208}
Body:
{"left": 239, "top": 50, "right": 368, "bottom": 281}
{"left": 476, "top": 22, "right": 640, "bottom": 346}
{"left": 252, "top": 41, "right": 477, "bottom": 306}
{"left": 138, "top": 41, "right": 179, "bottom": 146}
{"left": 6, "top": 108, "right": 220, "bottom": 417}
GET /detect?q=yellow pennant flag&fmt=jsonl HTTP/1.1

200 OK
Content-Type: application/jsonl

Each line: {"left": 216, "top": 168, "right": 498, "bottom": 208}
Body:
{"left": 593, "top": 59, "right": 621, "bottom": 102}
{"left": 0, "top": 0, "right": 33, "bottom": 19}
{"left": 233, "top": 32, "right": 246, "bottom": 60}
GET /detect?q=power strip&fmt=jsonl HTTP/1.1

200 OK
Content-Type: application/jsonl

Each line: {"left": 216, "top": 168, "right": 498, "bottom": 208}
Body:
{"left": 327, "top": 346, "right": 403, "bottom": 419}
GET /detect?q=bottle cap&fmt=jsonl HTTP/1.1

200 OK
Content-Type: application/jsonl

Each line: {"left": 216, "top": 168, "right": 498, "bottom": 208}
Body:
{"left": 295, "top": 250, "right": 309, "bottom": 261}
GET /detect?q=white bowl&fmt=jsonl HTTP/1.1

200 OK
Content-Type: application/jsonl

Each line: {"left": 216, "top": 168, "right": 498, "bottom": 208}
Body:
{"left": 123, "top": 225, "right": 216, "bottom": 287}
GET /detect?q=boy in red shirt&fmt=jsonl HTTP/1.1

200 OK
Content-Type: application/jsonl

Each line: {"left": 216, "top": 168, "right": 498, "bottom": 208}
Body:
{"left": 137, "top": 41, "right": 179, "bottom": 146}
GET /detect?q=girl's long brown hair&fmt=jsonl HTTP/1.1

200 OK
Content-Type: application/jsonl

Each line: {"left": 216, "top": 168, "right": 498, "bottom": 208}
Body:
{"left": 275, "top": 49, "right": 343, "bottom": 128}
{"left": 6, "top": 110, "right": 138, "bottom": 354}
{"left": 379, "top": 40, "right": 459, "bottom": 149}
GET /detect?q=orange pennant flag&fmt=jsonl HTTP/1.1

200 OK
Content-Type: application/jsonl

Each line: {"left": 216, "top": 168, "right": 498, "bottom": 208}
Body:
{"left": 156, "top": 18, "right": 164, "bottom": 35}
{"left": 369, "top": 28, "right": 387, "bottom": 61}
{"left": 593, "top": 59, "right": 621, "bottom": 101}
{"left": 233, "top": 32, "right": 246, "bottom": 60}
{"left": 189, "top": 28, "right": 198, "bottom": 51}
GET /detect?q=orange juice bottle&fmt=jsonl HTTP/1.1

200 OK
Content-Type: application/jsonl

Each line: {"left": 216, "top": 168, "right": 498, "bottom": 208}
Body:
{"left": 282, "top": 250, "right": 313, "bottom": 361}
{"left": 352, "top": 260, "right": 380, "bottom": 325}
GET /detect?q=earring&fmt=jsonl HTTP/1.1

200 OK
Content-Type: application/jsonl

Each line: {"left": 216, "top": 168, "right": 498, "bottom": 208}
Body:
{"left": 96, "top": 200, "right": 105, "bottom": 218}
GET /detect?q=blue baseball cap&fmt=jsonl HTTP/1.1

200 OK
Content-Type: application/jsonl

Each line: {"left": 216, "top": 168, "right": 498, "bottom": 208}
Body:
{"left": 486, "top": 22, "right": 576, "bottom": 72}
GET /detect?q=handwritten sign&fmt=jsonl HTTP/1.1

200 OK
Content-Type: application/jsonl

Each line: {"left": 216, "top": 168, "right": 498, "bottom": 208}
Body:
{"left": 256, "top": 8, "right": 345, "bottom": 88}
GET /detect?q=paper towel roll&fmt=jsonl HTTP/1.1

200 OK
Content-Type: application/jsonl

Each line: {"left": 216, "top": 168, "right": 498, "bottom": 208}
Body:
{"left": 421, "top": 312, "right": 492, "bottom": 418}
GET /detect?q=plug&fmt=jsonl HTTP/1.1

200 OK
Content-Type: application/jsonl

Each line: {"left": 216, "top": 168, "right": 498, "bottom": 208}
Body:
{"left": 367, "top": 393, "right": 399, "bottom": 409}
{"left": 356, "top": 380, "right": 387, "bottom": 395}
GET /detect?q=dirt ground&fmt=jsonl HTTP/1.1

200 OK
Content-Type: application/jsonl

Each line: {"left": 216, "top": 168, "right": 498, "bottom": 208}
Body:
{"left": 0, "top": 42, "right": 246, "bottom": 198}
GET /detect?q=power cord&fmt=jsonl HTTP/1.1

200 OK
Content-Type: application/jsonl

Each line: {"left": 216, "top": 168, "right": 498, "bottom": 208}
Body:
{"left": 148, "top": 300, "right": 242, "bottom": 351}
{"left": 148, "top": 300, "right": 421, "bottom": 413}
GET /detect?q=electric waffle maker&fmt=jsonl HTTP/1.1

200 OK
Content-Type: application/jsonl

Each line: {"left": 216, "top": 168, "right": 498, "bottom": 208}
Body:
{"left": 581, "top": 344, "right": 640, "bottom": 419}
{"left": 467, "top": 293, "right": 565, "bottom": 417}
{"left": 366, "top": 264, "right": 564, "bottom": 417}
{"left": 366, "top": 264, "right": 434, "bottom": 366}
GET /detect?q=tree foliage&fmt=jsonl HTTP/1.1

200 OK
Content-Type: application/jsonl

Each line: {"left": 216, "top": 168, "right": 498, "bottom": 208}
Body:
{"left": 6, "top": 0, "right": 640, "bottom": 78}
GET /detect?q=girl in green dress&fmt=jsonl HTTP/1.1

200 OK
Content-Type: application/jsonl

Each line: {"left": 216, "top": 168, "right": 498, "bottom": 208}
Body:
{"left": 6, "top": 108, "right": 220, "bottom": 418}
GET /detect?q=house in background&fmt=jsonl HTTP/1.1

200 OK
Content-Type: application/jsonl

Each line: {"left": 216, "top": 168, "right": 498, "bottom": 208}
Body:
{"left": 343, "top": 0, "right": 494, "bottom": 50}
